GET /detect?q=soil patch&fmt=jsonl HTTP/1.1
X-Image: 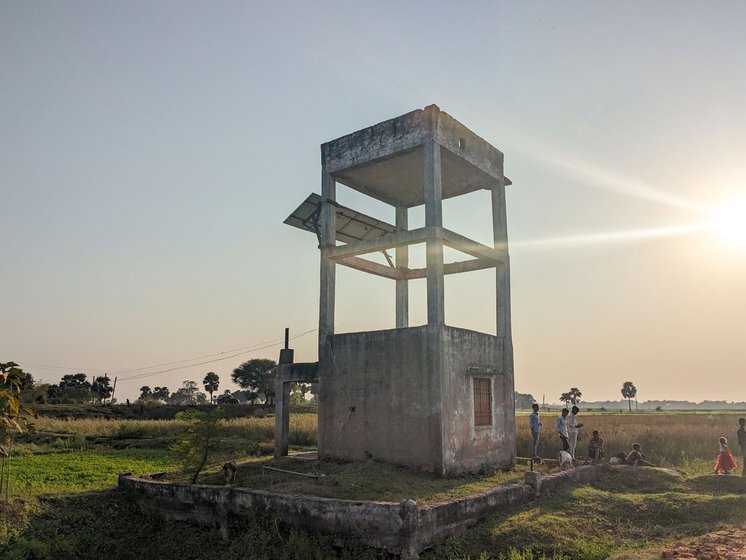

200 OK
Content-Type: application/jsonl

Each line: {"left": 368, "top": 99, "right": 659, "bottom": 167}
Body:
{"left": 662, "top": 525, "right": 746, "bottom": 559}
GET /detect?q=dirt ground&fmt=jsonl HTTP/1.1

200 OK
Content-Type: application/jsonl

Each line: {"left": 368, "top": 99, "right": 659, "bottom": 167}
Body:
{"left": 662, "top": 525, "right": 746, "bottom": 559}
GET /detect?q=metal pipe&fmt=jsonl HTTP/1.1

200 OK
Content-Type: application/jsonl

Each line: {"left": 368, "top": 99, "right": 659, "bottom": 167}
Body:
{"left": 262, "top": 465, "right": 325, "bottom": 479}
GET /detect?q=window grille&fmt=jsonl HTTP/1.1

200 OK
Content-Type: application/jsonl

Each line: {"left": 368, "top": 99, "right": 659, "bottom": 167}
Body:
{"left": 473, "top": 377, "right": 492, "bottom": 426}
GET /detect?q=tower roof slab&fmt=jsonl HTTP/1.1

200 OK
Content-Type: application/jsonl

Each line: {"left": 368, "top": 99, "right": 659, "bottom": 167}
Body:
{"left": 321, "top": 105, "right": 510, "bottom": 208}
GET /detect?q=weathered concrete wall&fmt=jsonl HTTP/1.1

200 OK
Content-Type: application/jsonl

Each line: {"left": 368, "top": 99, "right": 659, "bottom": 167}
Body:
{"left": 119, "top": 474, "right": 410, "bottom": 554}
{"left": 318, "top": 325, "right": 515, "bottom": 476}
{"left": 119, "top": 465, "right": 602, "bottom": 560}
{"left": 440, "top": 327, "right": 515, "bottom": 475}
{"left": 318, "top": 325, "right": 444, "bottom": 473}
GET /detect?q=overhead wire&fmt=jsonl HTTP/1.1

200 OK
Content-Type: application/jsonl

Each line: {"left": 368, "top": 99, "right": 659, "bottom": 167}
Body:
{"left": 110, "top": 329, "right": 318, "bottom": 381}
{"left": 22, "top": 362, "right": 109, "bottom": 374}
{"left": 22, "top": 328, "right": 318, "bottom": 383}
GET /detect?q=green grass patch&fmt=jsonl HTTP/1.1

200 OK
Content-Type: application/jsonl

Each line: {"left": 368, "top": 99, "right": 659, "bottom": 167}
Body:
{"left": 4, "top": 448, "right": 176, "bottom": 498}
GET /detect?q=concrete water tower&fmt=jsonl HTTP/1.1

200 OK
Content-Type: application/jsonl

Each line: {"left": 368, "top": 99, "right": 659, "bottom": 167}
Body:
{"left": 280, "top": 105, "right": 515, "bottom": 475}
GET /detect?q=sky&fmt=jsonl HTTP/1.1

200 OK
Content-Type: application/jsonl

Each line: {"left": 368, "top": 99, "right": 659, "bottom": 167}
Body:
{"left": 3, "top": 1, "right": 746, "bottom": 404}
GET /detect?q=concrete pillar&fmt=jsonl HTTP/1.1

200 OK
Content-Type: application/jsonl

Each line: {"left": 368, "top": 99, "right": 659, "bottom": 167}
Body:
{"left": 395, "top": 205, "right": 409, "bottom": 328}
{"left": 319, "top": 170, "right": 336, "bottom": 347}
{"left": 492, "top": 179, "right": 516, "bottom": 452}
{"left": 424, "top": 139, "right": 444, "bottom": 326}
{"left": 491, "top": 181, "right": 511, "bottom": 345}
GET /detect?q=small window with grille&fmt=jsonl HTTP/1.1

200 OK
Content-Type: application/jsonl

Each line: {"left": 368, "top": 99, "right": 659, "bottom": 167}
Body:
{"left": 473, "top": 377, "right": 492, "bottom": 427}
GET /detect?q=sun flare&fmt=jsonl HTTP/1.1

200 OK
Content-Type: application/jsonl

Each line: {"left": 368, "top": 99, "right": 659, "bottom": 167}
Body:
{"left": 710, "top": 199, "right": 746, "bottom": 247}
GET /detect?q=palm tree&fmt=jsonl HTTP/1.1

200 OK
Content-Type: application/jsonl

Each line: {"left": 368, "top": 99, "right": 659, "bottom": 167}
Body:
{"left": 621, "top": 381, "right": 637, "bottom": 412}
{"left": 560, "top": 388, "right": 582, "bottom": 408}
{"left": 202, "top": 372, "right": 220, "bottom": 404}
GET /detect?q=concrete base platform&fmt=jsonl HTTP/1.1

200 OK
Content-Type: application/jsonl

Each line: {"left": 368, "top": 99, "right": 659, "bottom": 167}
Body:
{"left": 119, "top": 464, "right": 604, "bottom": 559}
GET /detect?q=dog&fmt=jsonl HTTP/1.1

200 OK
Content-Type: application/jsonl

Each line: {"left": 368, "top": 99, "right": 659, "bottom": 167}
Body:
{"left": 558, "top": 450, "right": 574, "bottom": 470}
{"left": 222, "top": 461, "right": 237, "bottom": 485}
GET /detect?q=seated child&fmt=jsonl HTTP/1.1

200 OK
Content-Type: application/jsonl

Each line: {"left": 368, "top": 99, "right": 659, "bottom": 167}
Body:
{"left": 626, "top": 443, "right": 652, "bottom": 467}
{"left": 587, "top": 430, "right": 605, "bottom": 463}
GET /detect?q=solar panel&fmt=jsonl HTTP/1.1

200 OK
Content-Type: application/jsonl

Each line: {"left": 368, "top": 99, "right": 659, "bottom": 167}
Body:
{"left": 284, "top": 193, "right": 396, "bottom": 244}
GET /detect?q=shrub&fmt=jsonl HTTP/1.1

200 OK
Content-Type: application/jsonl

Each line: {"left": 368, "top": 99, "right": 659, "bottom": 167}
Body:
{"left": 170, "top": 408, "right": 225, "bottom": 483}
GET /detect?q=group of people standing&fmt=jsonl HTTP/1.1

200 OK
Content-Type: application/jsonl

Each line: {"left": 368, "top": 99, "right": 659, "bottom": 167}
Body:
{"left": 528, "top": 405, "right": 746, "bottom": 474}
{"left": 529, "top": 403, "right": 589, "bottom": 461}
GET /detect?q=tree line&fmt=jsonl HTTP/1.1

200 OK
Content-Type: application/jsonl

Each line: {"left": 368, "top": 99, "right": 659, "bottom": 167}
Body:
{"left": 18, "top": 372, "right": 115, "bottom": 404}
{"left": 18, "top": 358, "right": 314, "bottom": 406}
{"left": 15, "top": 357, "right": 642, "bottom": 412}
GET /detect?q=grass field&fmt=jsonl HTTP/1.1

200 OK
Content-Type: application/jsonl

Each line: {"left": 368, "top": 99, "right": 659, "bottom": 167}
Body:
{"left": 0, "top": 409, "right": 744, "bottom": 559}
{"left": 5, "top": 448, "right": 175, "bottom": 498}
{"left": 425, "top": 467, "right": 746, "bottom": 560}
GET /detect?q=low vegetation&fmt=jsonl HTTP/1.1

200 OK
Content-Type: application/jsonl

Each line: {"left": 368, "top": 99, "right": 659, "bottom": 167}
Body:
{"left": 0, "top": 409, "right": 744, "bottom": 559}
{"left": 424, "top": 467, "right": 746, "bottom": 560}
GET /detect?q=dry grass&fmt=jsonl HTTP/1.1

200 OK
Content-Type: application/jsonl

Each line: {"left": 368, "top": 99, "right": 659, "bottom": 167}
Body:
{"left": 32, "top": 414, "right": 318, "bottom": 447}
{"left": 516, "top": 411, "right": 746, "bottom": 470}
{"left": 31, "top": 410, "right": 746, "bottom": 472}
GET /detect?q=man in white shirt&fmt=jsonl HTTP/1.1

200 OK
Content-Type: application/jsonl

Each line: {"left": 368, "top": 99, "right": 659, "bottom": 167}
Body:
{"left": 556, "top": 408, "right": 570, "bottom": 452}
{"left": 567, "top": 405, "right": 584, "bottom": 459}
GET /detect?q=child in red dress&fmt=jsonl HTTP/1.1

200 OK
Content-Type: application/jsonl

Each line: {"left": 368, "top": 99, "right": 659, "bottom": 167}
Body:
{"left": 714, "top": 436, "right": 738, "bottom": 474}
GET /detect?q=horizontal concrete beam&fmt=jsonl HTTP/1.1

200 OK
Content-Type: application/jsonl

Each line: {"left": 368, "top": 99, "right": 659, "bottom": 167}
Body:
{"left": 441, "top": 228, "right": 501, "bottom": 262}
{"left": 277, "top": 362, "right": 319, "bottom": 383}
{"left": 405, "top": 257, "right": 497, "bottom": 279}
{"left": 327, "top": 227, "right": 428, "bottom": 260}
{"left": 336, "top": 256, "right": 403, "bottom": 280}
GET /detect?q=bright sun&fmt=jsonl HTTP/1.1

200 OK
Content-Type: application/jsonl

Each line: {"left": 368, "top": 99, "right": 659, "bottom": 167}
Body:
{"left": 710, "top": 199, "right": 746, "bottom": 247}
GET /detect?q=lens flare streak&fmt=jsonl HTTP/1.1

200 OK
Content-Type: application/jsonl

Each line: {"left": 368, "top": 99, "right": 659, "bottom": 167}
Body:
{"left": 512, "top": 223, "right": 710, "bottom": 251}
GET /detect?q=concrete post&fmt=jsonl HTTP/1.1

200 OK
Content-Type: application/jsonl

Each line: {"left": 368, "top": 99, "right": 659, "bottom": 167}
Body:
{"left": 424, "top": 139, "right": 444, "bottom": 326}
{"left": 524, "top": 470, "right": 541, "bottom": 498}
{"left": 398, "top": 499, "right": 420, "bottom": 560}
{"left": 395, "top": 205, "right": 409, "bottom": 328}
{"left": 274, "top": 352, "right": 294, "bottom": 457}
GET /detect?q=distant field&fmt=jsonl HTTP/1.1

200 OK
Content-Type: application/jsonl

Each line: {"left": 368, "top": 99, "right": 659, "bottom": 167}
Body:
{"left": 24, "top": 409, "right": 746, "bottom": 477}
{"left": 29, "top": 413, "right": 316, "bottom": 444}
